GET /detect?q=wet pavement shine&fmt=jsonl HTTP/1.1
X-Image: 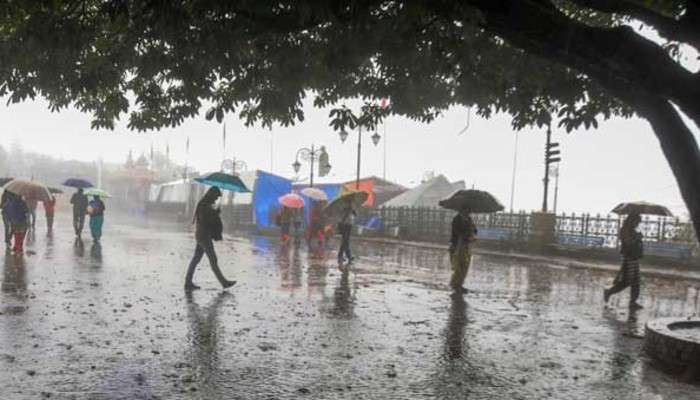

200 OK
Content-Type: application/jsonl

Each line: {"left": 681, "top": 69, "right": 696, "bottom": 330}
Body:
{"left": 1, "top": 215, "right": 699, "bottom": 399}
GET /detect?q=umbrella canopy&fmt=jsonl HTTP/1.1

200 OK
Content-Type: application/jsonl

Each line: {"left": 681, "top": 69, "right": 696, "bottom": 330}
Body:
{"left": 612, "top": 201, "right": 673, "bottom": 217}
{"left": 438, "top": 189, "right": 504, "bottom": 213}
{"left": 63, "top": 178, "right": 94, "bottom": 188}
{"left": 0, "top": 177, "right": 14, "bottom": 187}
{"left": 84, "top": 188, "right": 112, "bottom": 198}
{"left": 194, "top": 172, "right": 250, "bottom": 193}
{"left": 301, "top": 187, "right": 328, "bottom": 201}
{"left": 3, "top": 179, "right": 52, "bottom": 202}
{"left": 324, "top": 191, "right": 369, "bottom": 221}
{"left": 279, "top": 193, "right": 305, "bottom": 209}
{"left": 48, "top": 187, "right": 64, "bottom": 194}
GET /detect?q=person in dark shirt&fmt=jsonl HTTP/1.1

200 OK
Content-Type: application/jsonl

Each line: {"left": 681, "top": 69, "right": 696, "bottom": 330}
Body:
{"left": 604, "top": 212, "right": 644, "bottom": 309}
{"left": 1, "top": 190, "right": 16, "bottom": 247}
{"left": 43, "top": 195, "right": 56, "bottom": 233}
{"left": 5, "top": 195, "right": 29, "bottom": 254}
{"left": 88, "top": 196, "right": 106, "bottom": 242}
{"left": 185, "top": 187, "right": 236, "bottom": 290}
{"left": 337, "top": 205, "right": 356, "bottom": 264}
{"left": 449, "top": 207, "right": 477, "bottom": 294}
{"left": 70, "top": 188, "right": 89, "bottom": 238}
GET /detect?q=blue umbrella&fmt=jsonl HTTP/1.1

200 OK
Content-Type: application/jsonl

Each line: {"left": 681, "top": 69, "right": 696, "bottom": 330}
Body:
{"left": 63, "top": 178, "right": 94, "bottom": 188}
{"left": 194, "top": 172, "right": 250, "bottom": 193}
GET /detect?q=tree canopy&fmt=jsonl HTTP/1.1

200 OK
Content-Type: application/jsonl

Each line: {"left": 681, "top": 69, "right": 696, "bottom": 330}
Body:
{"left": 1, "top": 1, "right": 700, "bottom": 240}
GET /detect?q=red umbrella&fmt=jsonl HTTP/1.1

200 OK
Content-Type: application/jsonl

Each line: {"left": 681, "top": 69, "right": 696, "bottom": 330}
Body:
{"left": 279, "top": 193, "right": 305, "bottom": 209}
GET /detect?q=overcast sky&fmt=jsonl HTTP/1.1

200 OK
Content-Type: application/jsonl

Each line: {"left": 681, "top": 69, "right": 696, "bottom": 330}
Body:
{"left": 1, "top": 95, "right": 697, "bottom": 219}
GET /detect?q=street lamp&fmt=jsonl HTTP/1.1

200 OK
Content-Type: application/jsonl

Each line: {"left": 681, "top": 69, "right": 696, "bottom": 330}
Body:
{"left": 371, "top": 132, "right": 381, "bottom": 146}
{"left": 221, "top": 158, "right": 248, "bottom": 175}
{"left": 339, "top": 129, "right": 349, "bottom": 143}
{"left": 292, "top": 145, "right": 330, "bottom": 187}
{"left": 330, "top": 104, "right": 386, "bottom": 189}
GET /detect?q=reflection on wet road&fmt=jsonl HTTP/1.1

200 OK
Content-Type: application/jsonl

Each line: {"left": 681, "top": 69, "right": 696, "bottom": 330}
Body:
{"left": 0, "top": 215, "right": 698, "bottom": 399}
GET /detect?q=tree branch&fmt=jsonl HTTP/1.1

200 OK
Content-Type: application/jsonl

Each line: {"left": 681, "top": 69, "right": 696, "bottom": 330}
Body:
{"left": 566, "top": 0, "right": 700, "bottom": 50}
{"left": 451, "top": 0, "right": 700, "bottom": 129}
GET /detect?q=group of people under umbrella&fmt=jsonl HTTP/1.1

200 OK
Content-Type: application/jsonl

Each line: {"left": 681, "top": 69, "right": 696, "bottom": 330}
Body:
{"left": 0, "top": 177, "right": 109, "bottom": 254}
{"left": 275, "top": 187, "right": 359, "bottom": 261}
{"left": 173, "top": 171, "right": 669, "bottom": 307}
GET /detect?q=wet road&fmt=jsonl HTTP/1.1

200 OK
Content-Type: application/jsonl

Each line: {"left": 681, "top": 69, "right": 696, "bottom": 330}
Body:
{"left": 1, "top": 215, "right": 699, "bottom": 399}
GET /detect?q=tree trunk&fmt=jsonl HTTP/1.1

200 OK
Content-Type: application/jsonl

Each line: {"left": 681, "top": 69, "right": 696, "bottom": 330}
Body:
{"left": 629, "top": 94, "right": 700, "bottom": 247}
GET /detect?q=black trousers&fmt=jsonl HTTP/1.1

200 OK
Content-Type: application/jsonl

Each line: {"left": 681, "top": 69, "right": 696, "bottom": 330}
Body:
{"left": 606, "top": 258, "right": 641, "bottom": 303}
{"left": 338, "top": 223, "right": 352, "bottom": 261}
{"left": 2, "top": 214, "right": 11, "bottom": 245}
{"left": 73, "top": 212, "right": 85, "bottom": 235}
{"left": 186, "top": 236, "right": 228, "bottom": 285}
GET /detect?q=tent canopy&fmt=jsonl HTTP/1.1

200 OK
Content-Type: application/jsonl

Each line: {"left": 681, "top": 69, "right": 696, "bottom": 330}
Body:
{"left": 383, "top": 175, "right": 465, "bottom": 208}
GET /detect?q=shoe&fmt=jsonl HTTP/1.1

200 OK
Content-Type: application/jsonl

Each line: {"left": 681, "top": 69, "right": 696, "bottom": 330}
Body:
{"left": 603, "top": 289, "right": 611, "bottom": 303}
{"left": 629, "top": 302, "right": 644, "bottom": 310}
{"left": 222, "top": 280, "right": 237, "bottom": 289}
{"left": 347, "top": 256, "right": 355, "bottom": 263}
{"left": 184, "top": 283, "right": 201, "bottom": 291}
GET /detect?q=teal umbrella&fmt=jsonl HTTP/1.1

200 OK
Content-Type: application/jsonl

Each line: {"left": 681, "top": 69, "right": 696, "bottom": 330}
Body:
{"left": 194, "top": 172, "right": 250, "bottom": 193}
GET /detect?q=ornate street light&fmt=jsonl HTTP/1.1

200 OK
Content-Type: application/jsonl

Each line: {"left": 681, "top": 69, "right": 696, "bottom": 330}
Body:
{"left": 293, "top": 145, "right": 330, "bottom": 187}
{"left": 371, "top": 132, "right": 381, "bottom": 146}
{"left": 292, "top": 160, "right": 302, "bottom": 174}
{"left": 339, "top": 128, "right": 349, "bottom": 143}
{"left": 221, "top": 158, "right": 247, "bottom": 175}
{"left": 331, "top": 104, "right": 387, "bottom": 189}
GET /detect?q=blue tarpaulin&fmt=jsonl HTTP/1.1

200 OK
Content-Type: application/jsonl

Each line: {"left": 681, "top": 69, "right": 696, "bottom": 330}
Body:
{"left": 253, "top": 171, "right": 292, "bottom": 229}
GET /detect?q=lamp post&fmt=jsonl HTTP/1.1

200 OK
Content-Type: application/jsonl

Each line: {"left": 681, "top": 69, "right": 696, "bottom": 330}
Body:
{"left": 221, "top": 158, "right": 247, "bottom": 175}
{"left": 292, "top": 145, "right": 330, "bottom": 187}
{"left": 332, "top": 103, "right": 385, "bottom": 190}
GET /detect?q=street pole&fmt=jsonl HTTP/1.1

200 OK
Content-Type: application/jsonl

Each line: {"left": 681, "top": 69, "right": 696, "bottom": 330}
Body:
{"left": 509, "top": 131, "right": 519, "bottom": 213}
{"left": 542, "top": 125, "right": 551, "bottom": 213}
{"left": 383, "top": 120, "right": 387, "bottom": 181}
{"left": 553, "top": 164, "right": 560, "bottom": 214}
{"left": 356, "top": 125, "right": 362, "bottom": 190}
{"left": 309, "top": 144, "right": 315, "bottom": 188}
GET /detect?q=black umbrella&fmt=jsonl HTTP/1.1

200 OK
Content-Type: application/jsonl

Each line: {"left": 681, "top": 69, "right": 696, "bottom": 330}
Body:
{"left": 62, "top": 178, "right": 94, "bottom": 189}
{"left": 438, "top": 189, "right": 504, "bottom": 213}
{"left": 611, "top": 201, "right": 673, "bottom": 217}
{"left": 0, "top": 177, "right": 14, "bottom": 187}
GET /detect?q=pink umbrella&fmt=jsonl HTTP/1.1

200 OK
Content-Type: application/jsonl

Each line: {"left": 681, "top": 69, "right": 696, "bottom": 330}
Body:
{"left": 278, "top": 193, "right": 305, "bottom": 209}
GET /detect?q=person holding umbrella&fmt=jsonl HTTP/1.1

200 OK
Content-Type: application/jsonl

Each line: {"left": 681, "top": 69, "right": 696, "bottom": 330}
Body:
{"left": 603, "top": 202, "right": 670, "bottom": 309}
{"left": 337, "top": 204, "right": 357, "bottom": 264}
{"left": 324, "top": 191, "right": 367, "bottom": 265}
{"left": 448, "top": 206, "right": 478, "bottom": 294}
{"left": 88, "top": 195, "right": 106, "bottom": 242}
{"left": 439, "top": 189, "right": 503, "bottom": 294}
{"left": 604, "top": 212, "right": 644, "bottom": 309}
{"left": 5, "top": 194, "right": 29, "bottom": 254}
{"left": 70, "top": 188, "right": 89, "bottom": 239}
{"left": 185, "top": 187, "right": 237, "bottom": 290}
{"left": 1, "top": 190, "right": 15, "bottom": 247}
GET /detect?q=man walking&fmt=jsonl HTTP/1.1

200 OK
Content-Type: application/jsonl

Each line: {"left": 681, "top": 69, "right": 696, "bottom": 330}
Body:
{"left": 337, "top": 205, "right": 356, "bottom": 264}
{"left": 184, "top": 187, "right": 236, "bottom": 290}
{"left": 70, "top": 188, "right": 88, "bottom": 238}
{"left": 449, "top": 207, "right": 477, "bottom": 294}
